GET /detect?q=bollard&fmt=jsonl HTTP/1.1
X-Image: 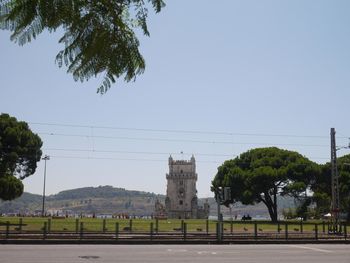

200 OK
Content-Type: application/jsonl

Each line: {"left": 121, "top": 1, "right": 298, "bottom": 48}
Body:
{"left": 277, "top": 222, "right": 281, "bottom": 233}
{"left": 230, "top": 220, "right": 233, "bottom": 234}
{"left": 181, "top": 220, "right": 184, "bottom": 233}
{"left": 285, "top": 223, "right": 288, "bottom": 240}
{"left": 129, "top": 219, "right": 133, "bottom": 232}
{"left": 19, "top": 218, "right": 23, "bottom": 233}
{"left": 75, "top": 218, "right": 79, "bottom": 234}
{"left": 254, "top": 222, "right": 258, "bottom": 240}
{"left": 115, "top": 222, "right": 119, "bottom": 240}
{"left": 6, "top": 221, "right": 10, "bottom": 239}
{"left": 103, "top": 219, "right": 106, "bottom": 233}
{"left": 80, "top": 222, "right": 84, "bottom": 239}
{"left": 221, "top": 222, "right": 224, "bottom": 241}
{"left": 18, "top": 217, "right": 23, "bottom": 233}
{"left": 150, "top": 222, "right": 154, "bottom": 241}
{"left": 322, "top": 221, "right": 325, "bottom": 233}
{"left": 43, "top": 222, "right": 47, "bottom": 240}
{"left": 315, "top": 224, "right": 318, "bottom": 240}
{"left": 183, "top": 223, "right": 187, "bottom": 241}
{"left": 155, "top": 218, "right": 159, "bottom": 234}
{"left": 300, "top": 221, "right": 303, "bottom": 233}
{"left": 206, "top": 219, "right": 209, "bottom": 235}
{"left": 48, "top": 218, "right": 51, "bottom": 233}
{"left": 344, "top": 223, "right": 347, "bottom": 240}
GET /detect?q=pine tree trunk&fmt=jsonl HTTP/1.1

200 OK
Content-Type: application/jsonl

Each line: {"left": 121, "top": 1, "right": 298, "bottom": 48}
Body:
{"left": 262, "top": 192, "right": 278, "bottom": 223}
{"left": 273, "top": 187, "right": 278, "bottom": 222}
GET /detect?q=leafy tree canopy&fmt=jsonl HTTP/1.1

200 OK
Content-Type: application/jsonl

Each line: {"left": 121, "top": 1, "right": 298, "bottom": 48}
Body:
{"left": 313, "top": 154, "right": 350, "bottom": 221}
{"left": 0, "top": 113, "right": 42, "bottom": 200}
{"left": 211, "top": 147, "right": 320, "bottom": 222}
{"left": 0, "top": 0, "right": 165, "bottom": 94}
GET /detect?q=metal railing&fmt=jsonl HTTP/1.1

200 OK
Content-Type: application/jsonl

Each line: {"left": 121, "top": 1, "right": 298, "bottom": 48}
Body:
{"left": 0, "top": 219, "right": 348, "bottom": 243}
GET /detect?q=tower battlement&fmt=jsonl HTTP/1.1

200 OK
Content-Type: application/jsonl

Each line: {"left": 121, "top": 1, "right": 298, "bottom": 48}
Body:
{"left": 170, "top": 160, "right": 192, "bottom": 165}
{"left": 166, "top": 173, "right": 197, "bottom": 180}
{"left": 168, "top": 155, "right": 196, "bottom": 175}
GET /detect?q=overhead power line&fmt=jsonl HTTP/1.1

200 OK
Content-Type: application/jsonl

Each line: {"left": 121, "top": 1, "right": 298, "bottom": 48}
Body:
{"left": 38, "top": 132, "right": 329, "bottom": 148}
{"left": 0, "top": 151, "right": 331, "bottom": 162}
{"left": 44, "top": 155, "right": 330, "bottom": 163}
{"left": 43, "top": 148, "right": 235, "bottom": 157}
{"left": 42, "top": 147, "right": 329, "bottom": 160}
{"left": 29, "top": 121, "right": 348, "bottom": 139}
{"left": 48, "top": 155, "right": 222, "bottom": 164}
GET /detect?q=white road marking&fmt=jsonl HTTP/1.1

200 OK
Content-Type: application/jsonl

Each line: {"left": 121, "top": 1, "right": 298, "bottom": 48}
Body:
{"left": 167, "top": 249, "right": 187, "bottom": 252}
{"left": 289, "top": 245, "right": 333, "bottom": 253}
{"left": 197, "top": 251, "right": 217, "bottom": 255}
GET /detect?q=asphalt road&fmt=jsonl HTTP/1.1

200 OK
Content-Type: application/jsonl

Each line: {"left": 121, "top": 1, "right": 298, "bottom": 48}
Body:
{"left": 0, "top": 244, "right": 349, "bottom": 263}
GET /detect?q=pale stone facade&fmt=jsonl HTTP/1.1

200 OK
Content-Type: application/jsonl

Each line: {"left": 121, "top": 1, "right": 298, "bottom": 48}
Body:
{"left": 155, "top": 155, "right": 209, "bottom": 219}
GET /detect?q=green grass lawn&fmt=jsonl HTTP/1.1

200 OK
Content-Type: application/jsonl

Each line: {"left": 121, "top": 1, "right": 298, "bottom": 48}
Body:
{"left": 0, "top": 217, "right": 348, "bottom": 234}
{"left": 0, "top": 218, "right": 217, "bottom": 232}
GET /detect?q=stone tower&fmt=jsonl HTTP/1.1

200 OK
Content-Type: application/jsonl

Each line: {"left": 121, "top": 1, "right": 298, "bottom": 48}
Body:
{"left": 165, "top": 155, "right": 204, "bottom": 219}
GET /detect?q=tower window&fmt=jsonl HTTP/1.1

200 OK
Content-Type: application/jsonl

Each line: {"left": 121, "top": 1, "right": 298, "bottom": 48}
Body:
{"left": 179, "top": 200, "right": 183, "bottom": 205}
{"left": 180, "top": 169, "right": 183, "bottom": 173}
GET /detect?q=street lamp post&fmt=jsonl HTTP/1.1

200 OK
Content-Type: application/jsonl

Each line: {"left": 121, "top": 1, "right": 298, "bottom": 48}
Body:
{"left": 41, "top": 155, "right": 50, "bottom": 217}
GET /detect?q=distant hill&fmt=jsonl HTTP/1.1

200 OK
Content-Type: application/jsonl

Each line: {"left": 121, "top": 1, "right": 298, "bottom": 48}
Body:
{"left": 0, "top": 192, "right": 42, "bottom": 213}
{"left": 47, "top": 185, "right": 157, "bottom": 200}
{"left": 0, "top": 186, "right": 162, "bottom": 215}
{"left": 0, "top": 185, "right": 296, "bottom": 218}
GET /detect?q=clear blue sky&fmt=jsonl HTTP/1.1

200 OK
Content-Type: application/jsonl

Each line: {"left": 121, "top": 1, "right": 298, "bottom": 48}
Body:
{"left": 1, "top": 0, "right": 349, "bottom": 197}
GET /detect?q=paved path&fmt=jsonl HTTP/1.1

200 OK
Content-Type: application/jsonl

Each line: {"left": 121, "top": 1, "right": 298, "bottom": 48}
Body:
{"left": 0, "top": 244, "right": 349, "bottom": 263}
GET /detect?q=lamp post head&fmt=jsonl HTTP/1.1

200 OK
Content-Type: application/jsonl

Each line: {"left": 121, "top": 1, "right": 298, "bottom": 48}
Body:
{"left": 42, "top": 155, "right": 50, "bottom": 161}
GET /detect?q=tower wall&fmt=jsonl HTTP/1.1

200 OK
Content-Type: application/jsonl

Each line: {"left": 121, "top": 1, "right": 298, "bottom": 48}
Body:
{"left": 165, "top": 156, "right": 199, "bottom": 219}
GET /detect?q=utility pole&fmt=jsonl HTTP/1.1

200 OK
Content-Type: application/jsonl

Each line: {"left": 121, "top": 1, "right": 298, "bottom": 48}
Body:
{"left": 330, "top": 128, "right": 340, "bottom": 233}
{"left": 41, "top": 155, "right": 50, "bottom": 217}
{"left": 330, "top": 128, "right": 350, "bottom": 233}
